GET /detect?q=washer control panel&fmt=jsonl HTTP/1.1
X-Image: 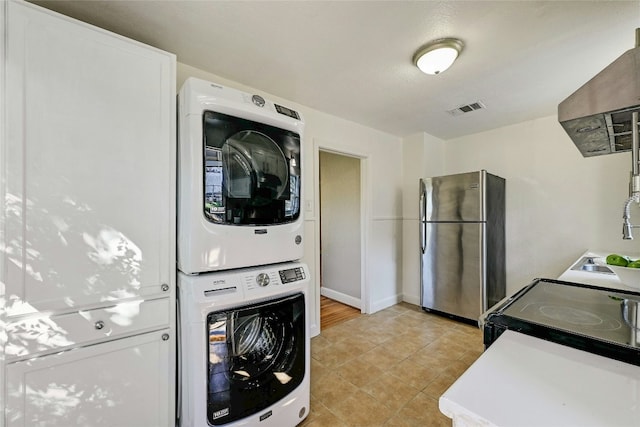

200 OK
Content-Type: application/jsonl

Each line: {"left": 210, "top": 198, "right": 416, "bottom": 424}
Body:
{"left": 279, "top": 267, "right": 306, "bottom": 284}
{"left": 239, "top": 263, "right": 309, "bottom": 291}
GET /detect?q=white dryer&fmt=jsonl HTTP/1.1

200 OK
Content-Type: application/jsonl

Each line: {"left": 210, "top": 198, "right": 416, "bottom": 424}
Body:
{"left": 177, "top": 78, "right": 305, "bottom": 274}
{"left": 177, "top": 262, "right": 310, "bottom": 427}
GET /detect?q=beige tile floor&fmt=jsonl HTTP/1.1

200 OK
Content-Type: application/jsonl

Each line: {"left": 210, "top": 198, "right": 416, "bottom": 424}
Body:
{"left": 299, "top": 302, "right": 485, "bottom": 427}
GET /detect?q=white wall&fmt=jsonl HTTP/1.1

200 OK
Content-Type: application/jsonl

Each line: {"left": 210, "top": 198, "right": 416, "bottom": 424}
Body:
{"left": 177, "top": 63, "right": 404, "bottom": 335}
{"left": 403, "top": 114, "right": 638, "bottom": 299}
{"left": 401, "top": 132, "right": 445, "bottom": 305}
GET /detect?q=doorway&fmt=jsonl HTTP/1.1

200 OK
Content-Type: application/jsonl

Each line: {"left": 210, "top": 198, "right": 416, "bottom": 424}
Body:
{"left": 319, "top": 150, "right": 362, "bottom": 313}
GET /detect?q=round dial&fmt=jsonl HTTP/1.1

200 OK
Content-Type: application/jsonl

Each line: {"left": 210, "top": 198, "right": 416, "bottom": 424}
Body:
{"left": 256, "top": 273, "right": 270, "bottom": 287}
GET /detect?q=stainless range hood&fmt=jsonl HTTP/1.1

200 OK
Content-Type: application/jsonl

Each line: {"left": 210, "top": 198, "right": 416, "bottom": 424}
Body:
{"left": 558, "top": 29, "right": 640, "bottom": 157}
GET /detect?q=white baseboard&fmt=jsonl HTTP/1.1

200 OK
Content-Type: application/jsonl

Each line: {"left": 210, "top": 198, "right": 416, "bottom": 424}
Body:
{"left": 370, "top": 293, "right": 403, "bottom": 313}
{"left": 320, "top": 289, "right": 420, "bottom": 314}
{"left": 402, "top": 294, "right": 420, "bottom": 306}
{"left": 320, "top": 287, "right": 361, "bottom": 309}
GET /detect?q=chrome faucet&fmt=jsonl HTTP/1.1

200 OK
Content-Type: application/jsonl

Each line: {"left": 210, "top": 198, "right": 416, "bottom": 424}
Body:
{"left": 623, "top": 195, "right": 638, "bottom": 239}
{"left": 623, "top": 111, "right": 640, "bottom": 240}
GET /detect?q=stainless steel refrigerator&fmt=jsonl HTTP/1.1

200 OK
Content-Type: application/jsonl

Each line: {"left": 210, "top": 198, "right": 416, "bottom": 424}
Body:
{"left": 420, "top": 170, "right": 505, "bottom": 323}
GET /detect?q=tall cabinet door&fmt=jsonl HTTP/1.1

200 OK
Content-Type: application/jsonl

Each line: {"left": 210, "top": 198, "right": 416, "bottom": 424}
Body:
{"left": 5, "top": 331, "right": 172, "bottom": 427}
{"left": 4, "top": 0, "right": 176, "bottom": 315}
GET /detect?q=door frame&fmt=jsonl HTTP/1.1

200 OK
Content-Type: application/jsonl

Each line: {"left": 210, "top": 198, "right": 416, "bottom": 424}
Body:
{"left": 313, "top": 138, "right": 371, "bottom": 327}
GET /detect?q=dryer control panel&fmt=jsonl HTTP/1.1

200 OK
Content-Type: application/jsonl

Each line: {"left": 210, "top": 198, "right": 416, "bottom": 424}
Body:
{"left": 279, "top": 267, "right": 306, "bottom": 284}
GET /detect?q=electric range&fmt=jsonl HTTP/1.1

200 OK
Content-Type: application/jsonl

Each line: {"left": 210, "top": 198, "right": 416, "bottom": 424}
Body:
{"left": 483, "top": 278, "right": 640, "bottom": 366}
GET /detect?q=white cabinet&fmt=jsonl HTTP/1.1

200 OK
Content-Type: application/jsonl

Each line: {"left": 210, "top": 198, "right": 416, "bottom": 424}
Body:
{"left": 1, "top": 1, "right": 176, "bottom": 426}
{"left": 5, "top": 298, "right": 170, "bottom": 360}
{"left": 5, "top": 331, "right": 172, "bottom": 427}
{"left": 4, "top": 0, "right": 175, "bottom": 315}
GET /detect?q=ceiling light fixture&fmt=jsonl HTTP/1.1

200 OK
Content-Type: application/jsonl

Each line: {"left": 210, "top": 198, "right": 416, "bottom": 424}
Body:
{"left": 413, "top": 38, "right": 464, "bottom": 75}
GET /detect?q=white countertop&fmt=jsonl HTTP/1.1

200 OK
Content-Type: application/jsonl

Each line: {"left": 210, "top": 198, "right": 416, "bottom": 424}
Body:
{"left": 439, "top": 330, "right": 640, "bottom": 427}
{"left": 557, "top": 250, "right": 640, "bottom": 291}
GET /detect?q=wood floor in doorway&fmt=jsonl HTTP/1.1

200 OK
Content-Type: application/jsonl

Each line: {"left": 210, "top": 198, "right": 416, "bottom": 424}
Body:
{"left": 320, "top": 295, "right": 361, "bottom": 330}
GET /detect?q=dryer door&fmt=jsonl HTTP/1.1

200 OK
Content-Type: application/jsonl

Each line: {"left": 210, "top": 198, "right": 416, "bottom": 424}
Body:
{"left": 203, "top": 111, "right": 301, "bottom": 226}
{"left": 206, "top": 293, "right": 305, "bottom": 425}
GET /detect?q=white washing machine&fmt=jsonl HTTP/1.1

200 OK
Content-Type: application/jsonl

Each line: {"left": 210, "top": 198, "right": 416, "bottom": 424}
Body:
{"left": 177, "top": 78, "right": 305, "bottom": 274}
{"left": 177, "top": 262, "right": 310, "bottom": 427}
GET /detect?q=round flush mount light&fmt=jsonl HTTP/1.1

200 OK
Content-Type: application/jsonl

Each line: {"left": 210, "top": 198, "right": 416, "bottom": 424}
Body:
{"left": 413, "top": 38, "right": 464, "bottom": 75}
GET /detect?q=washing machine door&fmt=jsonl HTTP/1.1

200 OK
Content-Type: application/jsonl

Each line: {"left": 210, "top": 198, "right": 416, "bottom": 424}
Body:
{"left": 207, "top": 293, "right": 305, "bottom": 425}
{"left": 203, "top": 111, "right": 301, "bottom": 226}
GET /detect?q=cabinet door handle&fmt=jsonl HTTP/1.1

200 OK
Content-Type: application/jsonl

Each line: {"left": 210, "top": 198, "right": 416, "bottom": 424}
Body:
{"left": 161, "top": 284, "right": 169, "bottom": 292}
{"left": 94, "top": 320, "right": 105, "bottom": 330}
{"left": 162, "top": 334, "right": 170, "bottom": 341}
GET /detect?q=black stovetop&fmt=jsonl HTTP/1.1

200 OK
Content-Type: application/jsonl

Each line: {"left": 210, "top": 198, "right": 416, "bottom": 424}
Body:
{"left": 483, "top": 278, "right": 640, "bottom": 365}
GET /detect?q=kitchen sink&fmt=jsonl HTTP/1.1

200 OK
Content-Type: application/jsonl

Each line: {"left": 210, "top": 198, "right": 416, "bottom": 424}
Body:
{"left": 570, "top": 256, "right": 614, "bottom": 274}
{"left": 580, "top": 264, "right": 613, "bottom": 273}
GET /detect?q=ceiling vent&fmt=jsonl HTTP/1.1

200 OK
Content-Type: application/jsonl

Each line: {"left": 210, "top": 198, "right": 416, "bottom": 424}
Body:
{"left": 447, "top": 101, "right": 486, "bottom": 116}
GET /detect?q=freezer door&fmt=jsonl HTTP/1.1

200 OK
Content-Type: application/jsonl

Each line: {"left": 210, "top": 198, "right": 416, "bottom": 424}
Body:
{"left": 422, "top": 171, "right": 483, "bottom": 222}
{"left": 421, "top": 222, "right": 485, "bottom": 321}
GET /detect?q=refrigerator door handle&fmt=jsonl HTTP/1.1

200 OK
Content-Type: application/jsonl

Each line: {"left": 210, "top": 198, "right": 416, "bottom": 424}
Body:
{"left": 419, "top": 189, "right": 426, "bottom": 253}
{"left": 480, "top": 223, "right": 488, "bottom": 312}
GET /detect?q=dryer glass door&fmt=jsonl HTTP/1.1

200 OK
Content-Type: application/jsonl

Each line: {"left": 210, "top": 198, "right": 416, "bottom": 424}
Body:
{"left": 203, "top": 111, "right": 301, "bottom": 226}
{"left": 207, "top": 293, "right": 305, "bottom": 425}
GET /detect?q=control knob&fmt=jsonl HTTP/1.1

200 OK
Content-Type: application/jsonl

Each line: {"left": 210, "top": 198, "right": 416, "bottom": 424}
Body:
{"left": 256, "top": 273, "right": 270, "bottom": 287}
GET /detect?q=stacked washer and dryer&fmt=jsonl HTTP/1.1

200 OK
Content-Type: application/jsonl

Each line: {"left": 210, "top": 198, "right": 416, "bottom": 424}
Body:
{"left": 177, "top": 78, "right": 311, "bottom": 427}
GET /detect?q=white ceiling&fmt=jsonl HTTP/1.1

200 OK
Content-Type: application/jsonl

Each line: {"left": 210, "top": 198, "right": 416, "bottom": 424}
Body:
{"left": 31, "top": 0, "right": 640, "bottom": 140}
